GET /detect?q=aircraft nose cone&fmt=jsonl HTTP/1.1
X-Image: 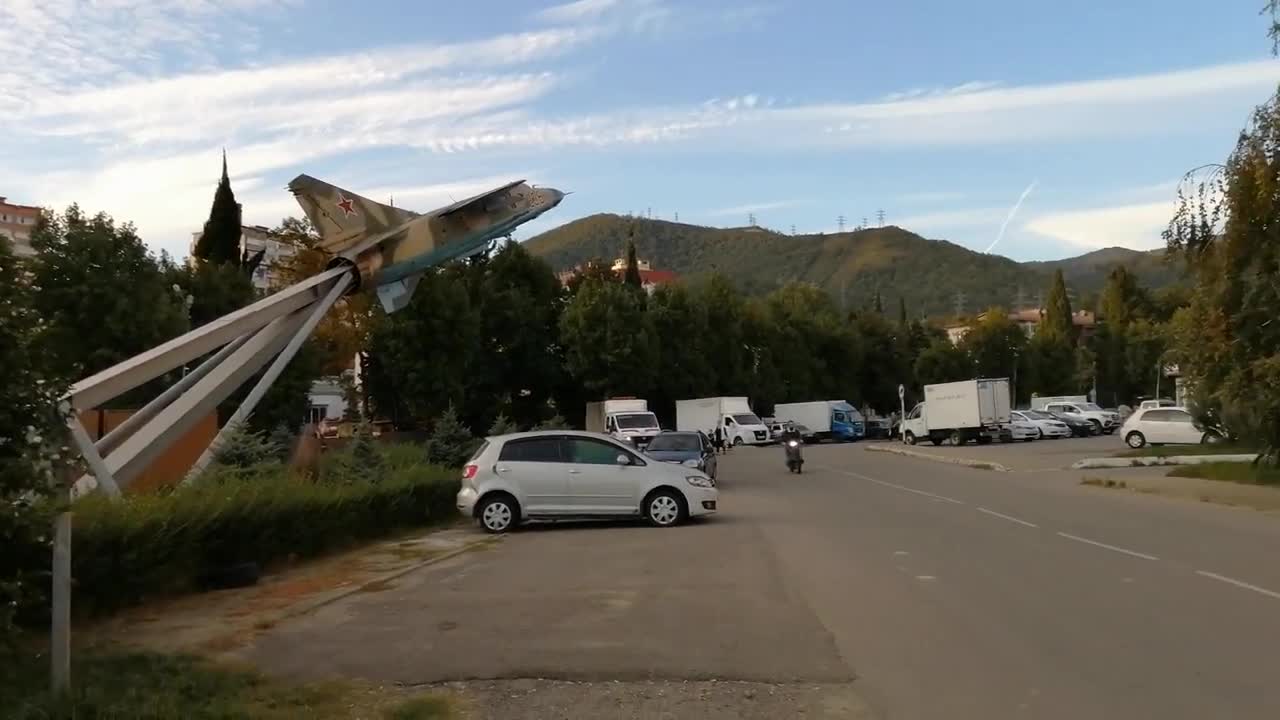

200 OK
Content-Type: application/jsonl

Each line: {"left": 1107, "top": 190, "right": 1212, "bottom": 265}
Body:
{"left": 544, "top": 188, "right": 567, "bottom": 206}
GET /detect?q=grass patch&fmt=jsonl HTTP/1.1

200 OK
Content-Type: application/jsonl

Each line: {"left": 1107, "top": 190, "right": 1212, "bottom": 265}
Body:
{"left": 1, "top": 651, "right": 458, "bottom": 719}
{"left": 1113, "top": 443, "right": 1255, "bottom": 458}
{"left": 1167, "top": 462, "right": 1280, "bottom": 486}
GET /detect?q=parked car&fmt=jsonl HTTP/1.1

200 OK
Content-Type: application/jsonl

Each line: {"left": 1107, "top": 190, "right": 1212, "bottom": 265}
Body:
{"left": 863, "top": 416, "right": 893, "bottom": 439}
{"left": 456, "top": 431, "right": 719, "bottom": 533}
{"left": 1047, "top": 410, "right": 1100, "bottom": 437}
{"left": 1000, "top": 416, "right": 1038, "bottom": 442}
{"left": 768, "top": 421, "right": 816, "bottom": 443}
{"left": 1120, "top": 407, "right": 1222, "bottom": 449}
{"left": 1011, "top": 410, "right": 1073, "bottom": 439}
{"left": 644, "top": 430, "right": 718, "bottom": 480}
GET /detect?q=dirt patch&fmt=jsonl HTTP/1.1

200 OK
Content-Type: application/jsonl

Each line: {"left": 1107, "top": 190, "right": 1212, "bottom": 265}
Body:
{"left": 433, "top": 679, "right": 875, "bottom": 720}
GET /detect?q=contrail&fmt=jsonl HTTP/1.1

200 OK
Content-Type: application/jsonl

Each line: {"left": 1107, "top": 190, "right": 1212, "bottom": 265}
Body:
{"left": 986, "top": 180, "right": 1038, "bottom": 254}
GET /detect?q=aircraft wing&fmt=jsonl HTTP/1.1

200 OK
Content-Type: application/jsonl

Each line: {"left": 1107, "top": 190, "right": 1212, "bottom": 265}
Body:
{"left": 432, "top": 179, "right": 527, "bottom": 219}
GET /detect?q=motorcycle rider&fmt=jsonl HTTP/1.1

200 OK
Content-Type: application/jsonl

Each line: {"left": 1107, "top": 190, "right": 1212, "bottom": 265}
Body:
{"left": 782, "top": 421, "right": 804, "bottom": 471}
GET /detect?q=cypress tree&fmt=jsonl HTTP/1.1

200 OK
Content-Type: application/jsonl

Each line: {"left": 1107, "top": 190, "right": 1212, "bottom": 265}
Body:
{"left": 1042, "top": 269, "right": 1075, "bottom": 343}
{"left": 624, "top": 239, "right": 643, "bottom": 288}
{"left": 194, "top": 150, "right": 243, "bottom": 266}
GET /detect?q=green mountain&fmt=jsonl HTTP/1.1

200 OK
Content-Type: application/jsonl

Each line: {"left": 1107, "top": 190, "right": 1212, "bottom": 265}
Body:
{"left": 523, "top": 214, "right": 1185, "bottom": 318}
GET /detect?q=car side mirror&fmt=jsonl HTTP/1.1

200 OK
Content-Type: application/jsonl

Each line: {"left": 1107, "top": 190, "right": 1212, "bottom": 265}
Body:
{"left": 616, "top": 454, "right": 632, "bottom": 466}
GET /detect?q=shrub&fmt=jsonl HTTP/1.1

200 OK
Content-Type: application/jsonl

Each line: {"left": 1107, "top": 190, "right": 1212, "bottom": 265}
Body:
{"left": 532, "top": 414, "right": 570, "bottom": 430}
{"left": 64, "top": 445, "right": 458, "bottom": 616}
{"left": 487, "top": 413, "right": 519, "bottom": 437}
{"left": 211, "top": 422, "right": 284, "bottom": 469}
{"left": 424, "top": 406, "right": 476, "bottom": 468}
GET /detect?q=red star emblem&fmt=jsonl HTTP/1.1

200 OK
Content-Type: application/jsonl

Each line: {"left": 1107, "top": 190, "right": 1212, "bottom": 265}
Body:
{"left": 335, "top": 194, "right": 357, "bottom": 217}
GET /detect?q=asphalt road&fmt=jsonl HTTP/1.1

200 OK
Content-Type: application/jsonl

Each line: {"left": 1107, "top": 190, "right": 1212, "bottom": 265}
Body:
{"left": 246, "top": 442, "right": 1280, "bottom": 719}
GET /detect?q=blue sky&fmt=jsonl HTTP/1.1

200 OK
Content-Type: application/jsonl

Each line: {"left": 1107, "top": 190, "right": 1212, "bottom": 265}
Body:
{"left": 1, "top": 0, "right": 1275, "bottom": 261}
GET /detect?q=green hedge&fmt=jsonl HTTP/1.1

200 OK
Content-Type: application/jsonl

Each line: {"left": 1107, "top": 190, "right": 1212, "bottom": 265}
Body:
{"left": 68, "top": 449, "right": 459, "bottom": 616}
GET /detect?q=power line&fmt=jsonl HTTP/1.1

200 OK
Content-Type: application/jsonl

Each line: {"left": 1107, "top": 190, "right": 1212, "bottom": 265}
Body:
{"left": 862, "top": 217, "right": 869, "bottom": 229}
{"left": 748, "top": 212, "right": 757, "bottom": 226}
{"left": 790, "top": 224, "right": 796, "bottom": 235}
{"left": 837, "top": 215, "right": 846, "bottom": 232}
{"left": 877, "top": 209, "right": 885, "bottom": 226}
{"left": 674, "top": 211, "right": 679, "bottom": 222}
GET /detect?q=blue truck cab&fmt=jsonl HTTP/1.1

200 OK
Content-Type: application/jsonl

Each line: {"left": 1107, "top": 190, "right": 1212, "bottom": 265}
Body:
{"left": 830, "top": 401, "right": 865, "bottom": 441}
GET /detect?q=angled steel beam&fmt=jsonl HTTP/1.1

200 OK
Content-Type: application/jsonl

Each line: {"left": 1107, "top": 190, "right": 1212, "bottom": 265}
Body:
{"left": 71, "top": 305, "right": 315, "bottom": 497}
{"left": 185, "top": 272, "right": 354, "bottom": 481}
{"left": 95, "top": 335, "right": 250, "bottom": 456}
{"left": 65, "top": 413, "right": 122, "bottom": 499}
{"left": 67, "top": 266, "right": 350, "bottom": 411}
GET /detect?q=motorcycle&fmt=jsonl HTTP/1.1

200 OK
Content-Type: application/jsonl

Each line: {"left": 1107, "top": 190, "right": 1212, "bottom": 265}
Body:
{"left": 784, "top": 437, "right": 804, "bottom": 473}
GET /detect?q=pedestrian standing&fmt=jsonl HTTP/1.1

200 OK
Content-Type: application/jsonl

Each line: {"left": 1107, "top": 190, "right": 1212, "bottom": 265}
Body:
{"left": 713, "top": 426, "right": 725, "bottom": 454}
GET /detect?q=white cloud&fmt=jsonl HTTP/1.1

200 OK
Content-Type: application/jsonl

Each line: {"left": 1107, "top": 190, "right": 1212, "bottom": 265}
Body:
{"left": 535, "top": 0, "right": 622, "bottom": 23}
{"left": 706, "top": 200, "right": 802, "bottom": 218}
{"left": 1022, "top": 199, "right": 1179, "bottom": 250}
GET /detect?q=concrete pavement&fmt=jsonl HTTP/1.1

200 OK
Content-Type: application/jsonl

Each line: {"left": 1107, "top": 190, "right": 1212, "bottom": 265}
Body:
{"left": 242, "top": 442, "right": 1280, "bottom": 719}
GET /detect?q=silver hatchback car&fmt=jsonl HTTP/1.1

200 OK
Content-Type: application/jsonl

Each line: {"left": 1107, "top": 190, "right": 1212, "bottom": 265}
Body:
{"left": 456, "top": 430, "right": 719, "bottom": 533}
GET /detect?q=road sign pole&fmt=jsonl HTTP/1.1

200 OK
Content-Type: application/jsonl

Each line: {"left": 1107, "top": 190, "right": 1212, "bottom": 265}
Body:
{"left": 898, "top": 384, "right": 906, "bottom": 443}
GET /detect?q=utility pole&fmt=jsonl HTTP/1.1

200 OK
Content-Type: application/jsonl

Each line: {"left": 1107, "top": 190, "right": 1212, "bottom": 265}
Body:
{"left": 674, "top": 211, "right": 679, "bottom": 222}
{"left": 748, "top": 212, "right": 757, "bottom": 226}
{"left": 646, "top": 207, "right": 652, "bottom": 219}
{"left": 837, "top": 215, "right": 846, "bottom": 232}
{"left": 790, "top": 224, "right": 796, "bottom": 235}
{"left": 862, "top": 217, "right": 869, "bottom": 229}
{"left": 877, "top": 209, "right": 885, "bottom": 226}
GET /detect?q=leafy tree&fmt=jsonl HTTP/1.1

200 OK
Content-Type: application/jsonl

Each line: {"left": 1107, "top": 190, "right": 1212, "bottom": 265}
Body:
{"left": 560, "top": 278, "right": 658, "bottom": 398}
{"left": 563, "top": 258, "right": 619, "bottom": 295}
{"left": 469, "top": 243, "right": 565, "bottom": 430}
{"left": 960, "top": 308, "right": 1026, "bottom": 380}
{"left": 424, "top": 406, "right": 476, "bottom": 467}
{"left": 177, "top": 260, "right": 254, "bottom": 330}
{"left": 849, "top": 310, "right": 905, "bottom": 414}
{"left": 193, "top": 151, "right": 244, "bottom": 266}
{"left": 648, "top": 283, "right": 715, "bottom": 419}
{"left": 1022, "top": 331, "right": 1077, "bottom": 399}
{"left": 1041, "top": 269, "right": 1076, "bottom": 344}
{"left": 764, "top": 282, "right": 844, "bottom": 402}
{"left": 365, "top": 263, "right": 481, "bottom": 428}
{"left": 914, "top": 339, "right": 973, "bottom": 387}
{"left": 693, "top": 273, "right": 758, "bottom": 395}
{"left": 1164, "top": 90, "right": 1280, "bottom": 457}
{"left": 623, "top": 238, "right": 643, "bottom": 288}
{"left": 0, "top": 236, "right": 67, "bottom": 647}
{"left": 1098, "top": 265, "right": 1147, "bottom": 329}
{"left": 29, "top": 206, "right": 187, "bottom": 406}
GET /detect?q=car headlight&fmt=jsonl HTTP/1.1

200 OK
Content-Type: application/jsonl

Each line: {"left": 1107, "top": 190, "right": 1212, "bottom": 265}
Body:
{"left": 787, "top": 440, "right": 799, "bottom": 447}
{"left": 682, "top": 458, "right": 701, "bottom": 468}
{"left": 685, "top": 475, "right": 714, "bottom": 488}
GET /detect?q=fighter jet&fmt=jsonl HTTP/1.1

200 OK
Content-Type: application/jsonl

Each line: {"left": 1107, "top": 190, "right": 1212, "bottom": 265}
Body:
{"left": 288, "top": 175, "right": 565, "bottom": 313}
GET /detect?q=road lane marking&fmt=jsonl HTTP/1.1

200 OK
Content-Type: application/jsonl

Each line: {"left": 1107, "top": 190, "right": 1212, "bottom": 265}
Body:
{"left": 915, "top": 575, "right": 936, "bottom": 581}
{"left": 832, "top": 468, "right": 965, "bottom": 505}
{"left": 1056, "top": 532, "right": 1159, "bottom": 561}
{"left": 977, "top": 507, "right": 1039, "bottom": 528}
{"left": 1196, "top": 571, "right": 1280, "bottom": 601}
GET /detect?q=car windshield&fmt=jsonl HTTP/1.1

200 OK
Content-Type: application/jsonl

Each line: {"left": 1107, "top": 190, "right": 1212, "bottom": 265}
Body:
{"left": 1027, "top": 411, "right": 1053, "bottom": 420}
{"left": 615, "top": 412, "right": 658, "bottom": 429}
{"left": 733, "top": 413, "right": 762, "bottom": 425}
{"left": 1081, "top": 403, "right": 1104, "bottom": 412}
{"left": 647, "top": 434, "right": 699, "bottom": 451}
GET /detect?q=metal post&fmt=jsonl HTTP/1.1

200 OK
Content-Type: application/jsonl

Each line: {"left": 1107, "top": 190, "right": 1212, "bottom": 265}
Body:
{"left": 186, "top": 273, "right": 353, "bottom": 481}
{"left": 66, "top": 414, "right": 122, "bottom": 500}
{"left": 51, "top": 485, "right": 71, "bottom": 693}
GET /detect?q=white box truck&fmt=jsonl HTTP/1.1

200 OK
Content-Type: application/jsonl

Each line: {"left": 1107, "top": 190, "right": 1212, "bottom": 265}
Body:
{"left": 1030, "top": 395, "right": 1120, "bottom": 434}
{"left": 773, "top": 400, "right": 865, "bottom": 442}
{"left": 585, "top": 398, "right": 662, "bottom": 447}
{"left": 676, "top": 397, "right": 771, "bottom": 446}
{"left": 901, "top": 378, "right": 1011, "bottom": 446}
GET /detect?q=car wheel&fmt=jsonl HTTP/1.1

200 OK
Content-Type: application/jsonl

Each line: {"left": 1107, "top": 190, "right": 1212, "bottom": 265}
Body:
{"left": 903, "top": 431, "right": 917, "bottom": 445}
{"left": 733, "top": 437, "right": 744, "bottom": 446}
{"left": 1023, "top": 437, "right": 1035, "bottom": 442}
{"left": 950, "top": 430, "right": 963, "bottom": 446}
{"left": 477, "top": 494, "right": 518, "bottom": 534}
{"left": 1126, "top": 431, "right": 1146, "bottom": 449}
{"left": 1201, "top": 431, "right": 1223, "bottom": 445}
{"left": 644, "top": 489, "right": 686, "bottom": 528}
{"left": 978, "top": 435, "right": 993, "bottom": 445}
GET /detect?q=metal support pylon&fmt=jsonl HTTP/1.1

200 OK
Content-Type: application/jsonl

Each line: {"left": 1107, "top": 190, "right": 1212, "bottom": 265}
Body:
{"left": 65, "top": 265, "right": 352, "bottom": 497}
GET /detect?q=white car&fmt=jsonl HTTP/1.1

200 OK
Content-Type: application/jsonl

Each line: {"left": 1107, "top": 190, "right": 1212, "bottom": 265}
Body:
{"left": 456, "top": 430, "right": 719, "bottom": 533}
{"left": 1042, "top": 401, "right": 1121, "bottom": 434}
{"left": 1000, "top": 417, "right": 1038, "bottom": 442}
{"left": 1011, "top": 410, "right": 1073, "bottom": 439}
{"left": 1120, "top": 407, "right": 1221, "bottom": 449}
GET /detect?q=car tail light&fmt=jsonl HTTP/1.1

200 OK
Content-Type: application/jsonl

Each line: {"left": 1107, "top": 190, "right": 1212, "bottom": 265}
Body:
{"left": 462, "top": 464, "right": 478, "bottom": 480}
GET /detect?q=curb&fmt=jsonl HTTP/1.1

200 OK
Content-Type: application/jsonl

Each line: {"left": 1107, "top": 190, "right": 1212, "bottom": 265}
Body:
{"left": 864, "top": 444, "right": 1011, "bottom": 472}
{"left": 1071, "top": 454, "right": 1258, "bottom": 469}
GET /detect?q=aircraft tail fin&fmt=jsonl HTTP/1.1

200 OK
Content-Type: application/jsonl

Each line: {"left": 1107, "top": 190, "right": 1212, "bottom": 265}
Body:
{"left": 287, "top": 174, "right": 418, "bottom": 254}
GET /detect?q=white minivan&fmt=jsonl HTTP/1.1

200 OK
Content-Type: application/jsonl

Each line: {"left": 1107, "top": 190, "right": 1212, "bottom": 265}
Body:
{"left": 456, "top": 430, "right": 719, "bottom": 533}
